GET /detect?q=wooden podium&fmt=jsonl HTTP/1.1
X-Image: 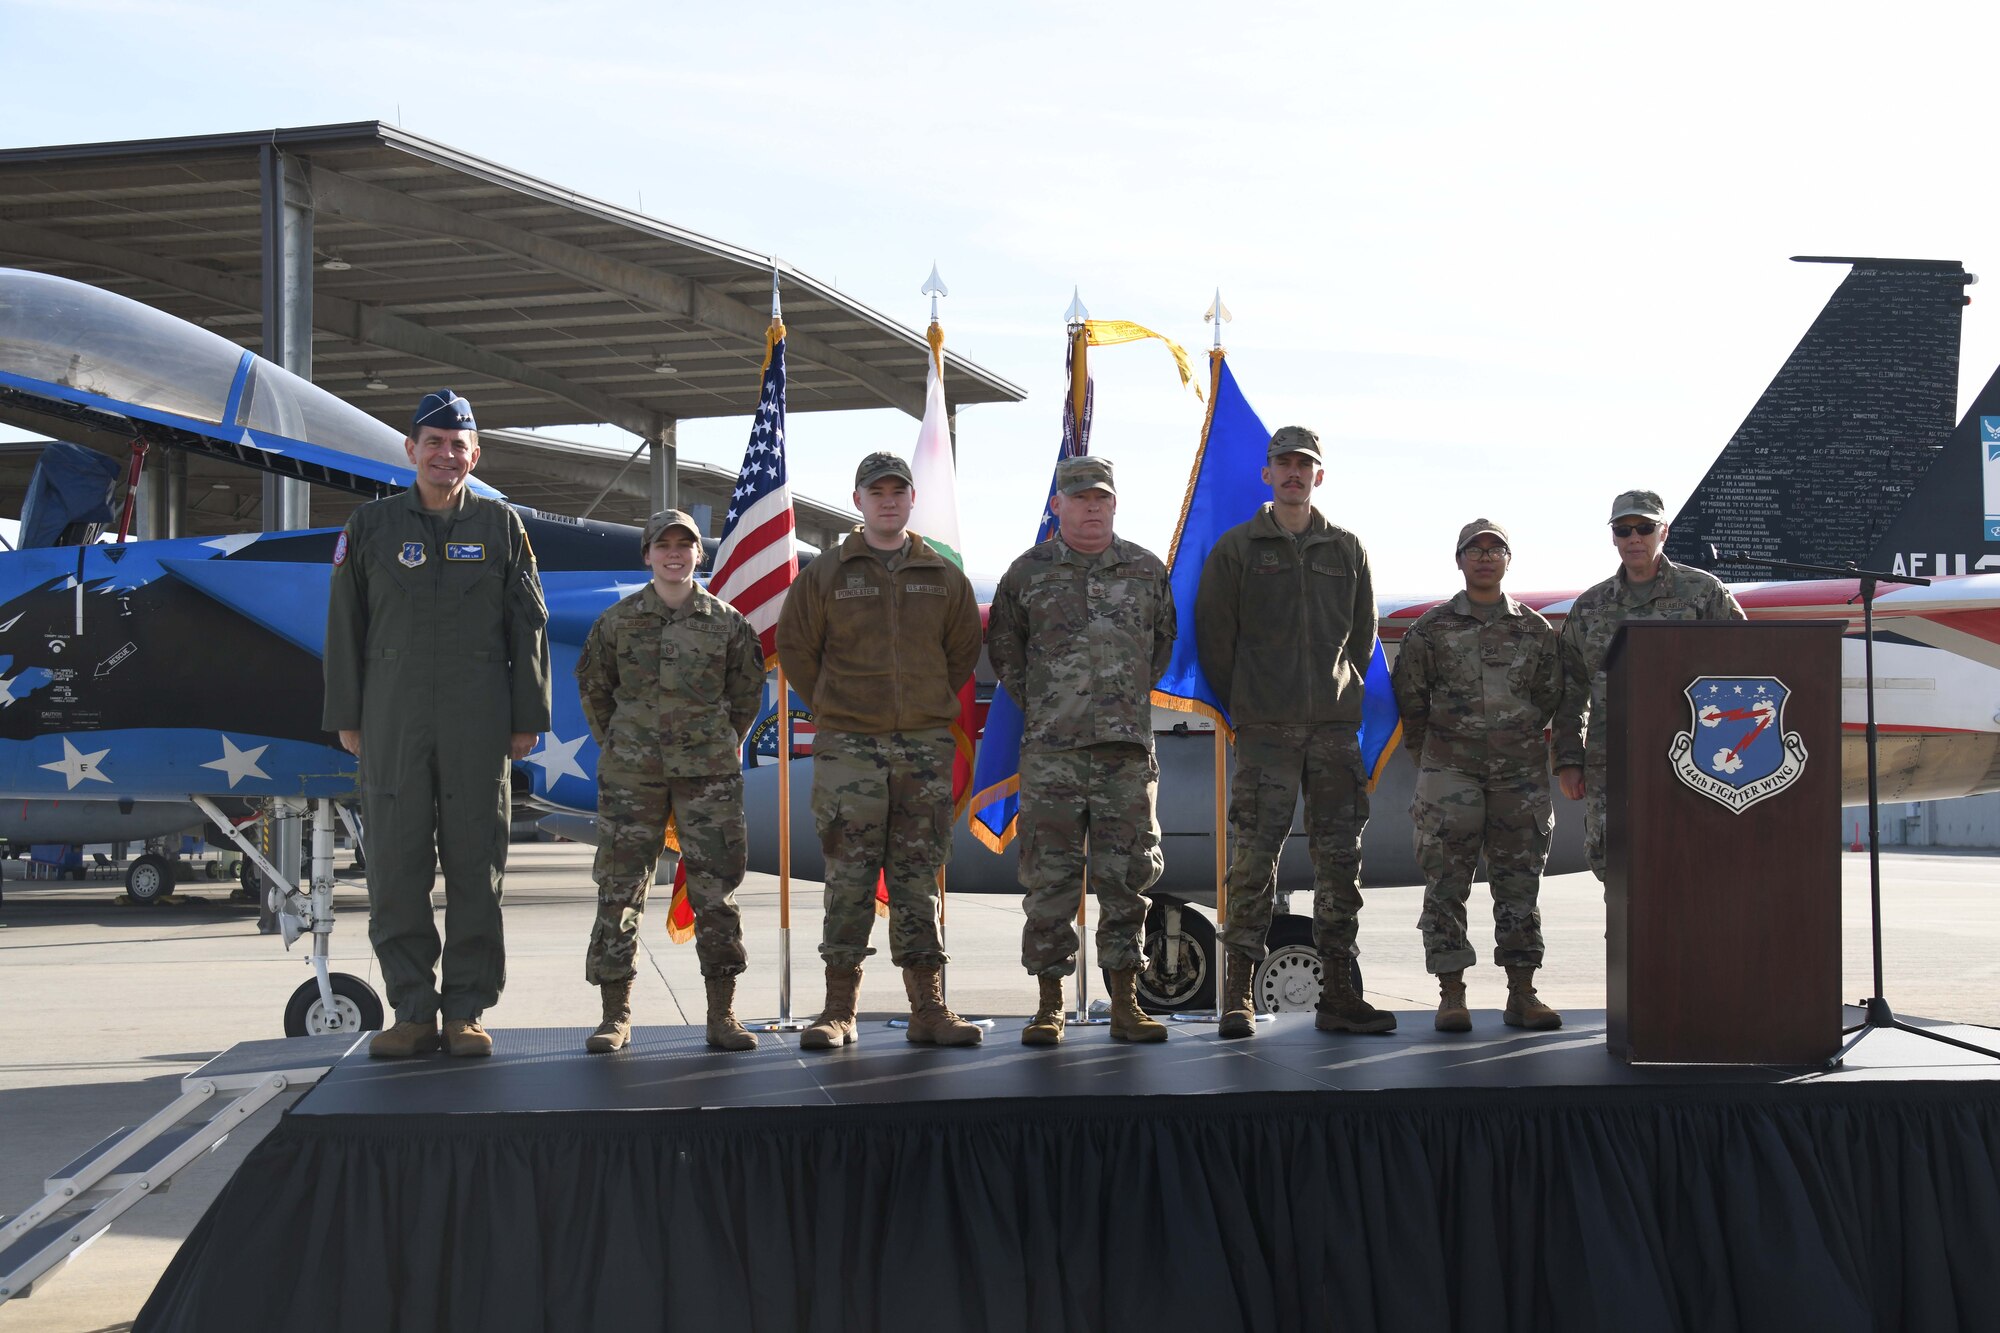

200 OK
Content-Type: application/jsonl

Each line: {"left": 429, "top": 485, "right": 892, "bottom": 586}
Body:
{"left": 1605, "top": 621, "right": 1842, "bottom": 1064}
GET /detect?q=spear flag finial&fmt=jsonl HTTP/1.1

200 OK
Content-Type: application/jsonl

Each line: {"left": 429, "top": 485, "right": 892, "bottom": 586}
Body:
{"left": 923, "top": 263, "right": 948, "bottom": 323}
{"left": 1205, "top": 288, "right": 1233, "bottom": 350}
{"left": 1064, "top": 287, "right": 1089, "bottom": 327}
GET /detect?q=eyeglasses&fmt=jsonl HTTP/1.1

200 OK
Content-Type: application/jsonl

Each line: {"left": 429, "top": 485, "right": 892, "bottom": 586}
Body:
{"left": 1461, "top": 546, "right": 1510, "bottom": 561}
{"left": 1611, "top": 522, "right": 1658, "bottom": 538}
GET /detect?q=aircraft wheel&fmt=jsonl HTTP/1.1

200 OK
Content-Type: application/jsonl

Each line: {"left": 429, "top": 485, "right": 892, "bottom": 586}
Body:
{"left": 125, "top": 853, "right": 175, "bottom": 905}
{"left": 284, "top": 973, "right": 384, "bottom": 1038}
{"left": 1252, "top": 915, "right": 1364, "bottom": 1013}
{"left": 1138, "top": 897, "right": 1216, "bottom": 1013}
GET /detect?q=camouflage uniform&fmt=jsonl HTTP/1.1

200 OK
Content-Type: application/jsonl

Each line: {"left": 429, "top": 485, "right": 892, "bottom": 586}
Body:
{"left": 810, "top": 726, "right": 958, "bottom": 967}
{"left": 1392, "top": 591, "right": 1563, "bottom": 973}
{"left": 775, "top": 526, "right": 983, "bottom": 970}
{"left": 988, "top": 533, "right": 1175, "bottom": 976}
{"left": 576, "top": 581, "right": 765, "bottom": 980}
{"left": 1195, "top": 504, "right": 1377, "bottom": 965}
{"left": 1554, "top": 559, "right": 1745, "bottom": 878}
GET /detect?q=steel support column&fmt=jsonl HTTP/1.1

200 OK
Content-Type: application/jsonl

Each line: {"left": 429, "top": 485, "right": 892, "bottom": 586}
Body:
{"left": 259, "top": 144, "right": 311, "bottom": 924}
{"left": 649, "top": 416, "right": 678, "bottom": 513}
{"left": 138, "top": 454, "right": 169, "bottom": 541}
{"left": 260, "top": 145, "right": 313, "bottom": 532}
{"left": 165, "top": 450, "right": 186, "bottom": 539}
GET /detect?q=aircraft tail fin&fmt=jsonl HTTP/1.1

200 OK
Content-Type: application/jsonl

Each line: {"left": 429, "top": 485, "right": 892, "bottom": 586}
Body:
{"left": 1864, "top": 355, "right": 2000, "bottom": 579}
{"left": 1666, "top": 256, "right": 1971, "bottom": 581}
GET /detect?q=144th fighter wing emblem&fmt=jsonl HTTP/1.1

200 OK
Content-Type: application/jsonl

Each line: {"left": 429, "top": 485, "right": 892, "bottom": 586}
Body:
{"left": 1668, "top": 676, "right": 1809, "bottom": 813}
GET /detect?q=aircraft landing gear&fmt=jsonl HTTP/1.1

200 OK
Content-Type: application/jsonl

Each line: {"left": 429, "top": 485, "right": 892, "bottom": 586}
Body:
{"left": 1252, "top": 915, "right": 1364, "bottom": 1014}
{"left": 283, "top": 971, "right": 383, "bottom": 1037}
{"left": 1138, "top": 897, "right": 1216, "bottom": 1013}
{"left": 193, "top": 796, "right": 378, "bottom": 1038}
{"left": 124, "top": 853, "right": 176, "bottom": 906}
{"left": 228, "top": 856, "right": 258, "bottom": 905}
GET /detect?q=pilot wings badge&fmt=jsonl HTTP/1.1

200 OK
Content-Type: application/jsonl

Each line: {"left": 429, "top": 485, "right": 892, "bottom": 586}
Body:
{"left": 1668, "top": 676, "right": 1808, "bottom": 813}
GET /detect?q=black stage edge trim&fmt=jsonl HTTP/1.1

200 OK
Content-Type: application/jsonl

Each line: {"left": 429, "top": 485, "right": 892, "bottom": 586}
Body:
{"left": 140, "top": 1079, "right": 2000, "bottom": 1333}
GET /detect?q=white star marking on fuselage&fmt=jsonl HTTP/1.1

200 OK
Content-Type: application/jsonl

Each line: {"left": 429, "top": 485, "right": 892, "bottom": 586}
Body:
{"left": 523, "top": 732, "right": 590, "bottom": 788}
{"left": 40, "top": 737, "right": 112, "bottom": 789}
{"left": 200, "top": 735, "right": 271, "bottom": 788}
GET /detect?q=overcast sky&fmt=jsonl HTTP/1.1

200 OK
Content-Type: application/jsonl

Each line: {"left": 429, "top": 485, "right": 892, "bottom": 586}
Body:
{"left": 7, "top": 0, "right": 2000, "bottom": 593}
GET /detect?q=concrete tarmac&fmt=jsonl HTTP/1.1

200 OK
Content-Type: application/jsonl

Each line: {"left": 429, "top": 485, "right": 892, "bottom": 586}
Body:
{"left": 1, "top": 845, "right": 1996, "bottom": 1330}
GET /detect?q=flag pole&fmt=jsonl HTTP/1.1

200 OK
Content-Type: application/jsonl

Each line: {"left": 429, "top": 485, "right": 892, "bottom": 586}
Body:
{"left": 1177, "top": 291, "right": 1240, "bottom": 1025}
{"left": 1071, "top": 834, "right": 1108, "bottom": 1024}
{"left": 1063, "top": 289, "right": 1111, "bottom": 1026}
{"left": 923, "top": 265, "right": 956, "bottom": 1012}
{"left": 757, "top": 266, "right": 807, "bottom": 1031}
{"left": 884, "top": 267, "right": 991, "bottom": 1031}
{"left": 773, "top": 668, "right": 803, "bottom": 1027}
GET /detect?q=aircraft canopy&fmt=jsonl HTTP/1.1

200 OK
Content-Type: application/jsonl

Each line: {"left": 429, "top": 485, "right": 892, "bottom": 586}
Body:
{"left": 0, "top": 268, "right": 492, "bottom": 497}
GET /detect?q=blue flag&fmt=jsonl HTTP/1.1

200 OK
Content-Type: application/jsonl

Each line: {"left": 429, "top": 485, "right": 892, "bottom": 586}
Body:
{"left": 1152, "top": 353, "right": 1402, "bottom": 785}
{"left": 969, "top": 330, "right": 1090, "bottom": 851}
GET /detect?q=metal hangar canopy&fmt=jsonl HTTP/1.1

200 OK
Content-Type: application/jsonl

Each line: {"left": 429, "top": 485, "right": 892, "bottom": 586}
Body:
{"left": 0, "top": 120, "right": 1024, "bottom": 441}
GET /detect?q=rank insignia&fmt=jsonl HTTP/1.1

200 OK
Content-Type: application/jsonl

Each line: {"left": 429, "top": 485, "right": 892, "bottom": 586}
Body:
{"left": 398, "top": 542, "right": 426, "bottom": 568}
{"left": 446, "top": 543, "right": 486, "bottom": 561}
{"left": 1668, "top": 675, "right": 1807, "bottom": 813}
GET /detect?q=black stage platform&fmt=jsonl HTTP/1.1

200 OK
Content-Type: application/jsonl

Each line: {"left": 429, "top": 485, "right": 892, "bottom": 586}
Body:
{"left": 139, "top": 1009, "right": 2000, "bottom": 1332}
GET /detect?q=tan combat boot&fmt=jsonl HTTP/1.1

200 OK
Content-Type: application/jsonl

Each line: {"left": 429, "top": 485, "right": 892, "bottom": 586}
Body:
{"left": 903, "top": 964, "right": 983, "bottom": 1046}
{"left": 585, "top": 979, "right": 633, "bottom": 1053}
{"left": 368, "top": 1019, "right": 440, "bottom": 1058}
{"left": 799, "top": 965, "right": 863, "bottom": 1050}
{"left": 1314, "top": 955, "right": 1397, "bottom": 1034}
{"left": 704, "top": 974, "right": 758, "bottom": 1051}
{"left": 1217, "top": 956, "right": 1257, "bottom": 1040}
{"left": 443, "top": 1017, "right": 493, "bottom": 1057}
{"left": 1434, "top": 970, "right": 1472, "bottom": 1033}
{"left": 1022, "top": 975, "right": 1067, "bottom": 1046}
{"left": 1504, "top": 965, "right": 1562, "bottom": 1030}
{"left": 1107, "top": 968, "right": 1168, "bottom": 1043}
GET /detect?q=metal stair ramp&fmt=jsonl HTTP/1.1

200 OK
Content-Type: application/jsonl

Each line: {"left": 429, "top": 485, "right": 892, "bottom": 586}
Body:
{"left": 0, "top": 1034, "right": 361, "bottom": 1303}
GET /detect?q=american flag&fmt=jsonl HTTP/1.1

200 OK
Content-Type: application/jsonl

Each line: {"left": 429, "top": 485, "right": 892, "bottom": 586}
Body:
{"left": 710, "top": 327, "right": 797, "bottom": 662}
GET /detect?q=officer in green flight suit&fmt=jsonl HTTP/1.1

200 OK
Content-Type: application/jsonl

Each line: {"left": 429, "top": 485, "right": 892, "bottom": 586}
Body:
{"left": 323, "top": 389, "right": 551, "bottom": 1059}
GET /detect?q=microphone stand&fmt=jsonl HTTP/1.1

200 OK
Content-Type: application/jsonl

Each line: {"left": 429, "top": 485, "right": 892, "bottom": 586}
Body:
{"left": 1709, "top": 545, "right": 1999, "bottom": 1063}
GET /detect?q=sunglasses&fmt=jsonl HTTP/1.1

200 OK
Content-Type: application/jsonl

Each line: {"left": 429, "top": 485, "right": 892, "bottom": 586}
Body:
{"left": 1611, "top": 522, "right": 1658, "bottom": 538}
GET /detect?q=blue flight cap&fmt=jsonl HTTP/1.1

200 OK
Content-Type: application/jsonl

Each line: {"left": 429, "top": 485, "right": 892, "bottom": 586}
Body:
{"left": 411, "top": 388, "right": 477, "bottom": 433}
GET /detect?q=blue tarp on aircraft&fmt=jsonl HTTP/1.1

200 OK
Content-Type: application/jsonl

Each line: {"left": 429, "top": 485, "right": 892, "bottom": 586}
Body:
{"left": 18, "top": 441, "right": 119, "bottom": 548}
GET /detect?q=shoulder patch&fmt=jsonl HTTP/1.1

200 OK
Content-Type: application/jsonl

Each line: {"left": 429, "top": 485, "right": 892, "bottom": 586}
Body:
{"left": 332, "top": 532, "right": 348, "bottom": 567}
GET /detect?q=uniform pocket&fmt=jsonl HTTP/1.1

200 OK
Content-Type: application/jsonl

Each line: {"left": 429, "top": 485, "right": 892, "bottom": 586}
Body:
{"left": 674, "top": 625, "right": 730, "bottom": 704}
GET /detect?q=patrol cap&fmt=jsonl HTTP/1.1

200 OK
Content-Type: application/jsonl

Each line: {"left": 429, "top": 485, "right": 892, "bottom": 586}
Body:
{"left": 1054, "top": 455, "right": 1116, "bottom": 497}
{"left": 854, "top": 451, "right": 914, "bottom": 489}
{"left": 1267, "top": 425, "right": 1323, "bottom": 463}
{"left": 1455, "top": 518, "right": 1511, "bottom": 554}
{"left": 642, "top": 508, "right": 703, "bottom": 550}
{"left": 1608, "top": 489, "right": 1668, "bottom": 523}
{"left": 411, "top": 388, "right": 477, "bottom": 433}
